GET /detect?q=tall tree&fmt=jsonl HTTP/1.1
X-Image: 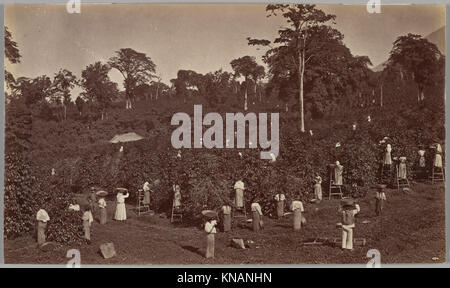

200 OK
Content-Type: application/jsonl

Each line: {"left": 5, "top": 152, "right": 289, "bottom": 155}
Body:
{"left": 75, "top": 96, "right": 84, "bottom": 116}
{"left": 5, "top": 27, "right": 21, "bottom": 100}
{"left": 248, "top": 4, "right": 337, "bottom": 132}
{"left": 80, "top": 62, "right": 119, "bottom": 120}
{"left": 51, "top": 69, "right": 77, "bottom": 120}
{"left": 251, "top": 65, "right": 265, "bottom": 101}
{"left": 230, "top": 56, "right": 261, "bottom": 111}
{"left": 108, "top": 48, "right": 156, "bottom": 109}
{"left": 388, "top": 33, "right": 442, "bottom": 103}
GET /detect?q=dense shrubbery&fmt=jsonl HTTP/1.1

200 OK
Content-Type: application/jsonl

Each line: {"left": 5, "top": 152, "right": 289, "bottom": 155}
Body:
{"left": 4, "top": 93, "right": 445, "bottom": 240}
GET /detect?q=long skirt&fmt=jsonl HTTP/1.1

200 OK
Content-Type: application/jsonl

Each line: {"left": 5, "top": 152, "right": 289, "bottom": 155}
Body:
{"left": 342, "top": 226, "right": 353, "bottom": 250}
{"left": 398, "top": 163, "right": 407, "bottom": 179}
{"left": 434, "top": 154, "right": 443, "bottom": 168}
{"left": 114, "top": 203, "right": 127, "bottom": 221}
{"left": 375, "top": 198, "right": 384, "bottom": 216}
{"left": 37, "top": 221, "right": 47, "bottom": 245}
{"left": 235, "top": 189, "right": 244, "bottom": 208}
{"left": 222, "top": 214, "right": 231, "bottom": 232}
{"left": 252, "top": 211, "right": 261, "bottom": 232}
{"left": 276, "top": 200, "right": 285, "bottom": 218}
{"left": 314, "top": 184, "right": 322, "bottom": 200}
{"left": 293, "top": 209, "right": 302, "bottom": 231}
{"left": 83, "top": 220, "right": 91, "bottom": 240}
{"left": 206, "top": 234, "right": 215, "bottom": 258}
{"left": 100, "top": 207, "right": 107, "bottom": 224}
{"left": 143, "top": 191, "right": 150, "bottom": 205}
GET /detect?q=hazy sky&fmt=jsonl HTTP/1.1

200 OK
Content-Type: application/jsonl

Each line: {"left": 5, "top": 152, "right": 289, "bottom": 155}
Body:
{"left": 4, "top": 4, "right": 446, "bottom": 98}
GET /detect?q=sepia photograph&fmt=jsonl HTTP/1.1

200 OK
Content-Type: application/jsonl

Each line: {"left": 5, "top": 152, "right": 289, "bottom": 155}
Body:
{"left": 2, "top": 2, "right": 446, "bottom": 266}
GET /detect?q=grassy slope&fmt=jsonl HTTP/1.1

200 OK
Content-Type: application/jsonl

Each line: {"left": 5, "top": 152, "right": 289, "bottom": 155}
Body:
{"left": 5, "top": 181, "right": 445, "bottom": 265}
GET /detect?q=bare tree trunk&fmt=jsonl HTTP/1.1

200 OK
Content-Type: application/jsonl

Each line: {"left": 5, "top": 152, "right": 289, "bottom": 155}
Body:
{"left": 244, "top": 78, "right": 248, "bottom": 111}
{"left": 299, "top": 47, "right": 305, "bottom": 133}
{"left": 380, "top": 84, "right": 383, "bottom": 107}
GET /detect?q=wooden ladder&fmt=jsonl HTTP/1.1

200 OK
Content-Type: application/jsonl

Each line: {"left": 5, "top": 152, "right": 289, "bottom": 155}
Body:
{"left": 329, "top": 169, "right": 343, "bottom": 199}
{"left": 431, "top": 166, "right": 445, "bottom": 184}
{"left": 396, "top": 165, "right": 410, "bottom": 191}
{"left": 171, "top": 198, "right": 183, "bottom": 223}
{"left": 136, "top": 189, "right": 150, "bottom": 216}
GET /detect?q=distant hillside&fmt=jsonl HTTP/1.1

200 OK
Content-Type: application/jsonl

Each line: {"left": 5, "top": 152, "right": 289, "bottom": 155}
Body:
{"left": 371, "top": 26, "right": 445, "bottom": 72}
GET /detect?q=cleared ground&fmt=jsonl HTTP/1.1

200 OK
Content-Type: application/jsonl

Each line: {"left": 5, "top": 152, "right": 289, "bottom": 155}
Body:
{"left": 4, "top": 182, "right": 445, "bottom": 265}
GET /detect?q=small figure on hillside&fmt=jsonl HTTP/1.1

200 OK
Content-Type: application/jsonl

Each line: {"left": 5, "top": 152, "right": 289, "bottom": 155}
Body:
{"left": 36, "top": 209, "right": 50, "bottom": 245}
{"left": 334, "top": 161, "right": 344, "bottom": 186}
{"left": 173, "top": 184, "right": 182, "bottom": 209}
{"left": 384, "top": 144, "right": 393, "bottom": 166}
{"left": 233, "top": 180, "right": 245, "bottom": 209}
{"left": 221, "top": 204, "right": 232, "bottom": 232}
{"left": 352, "top": 123, "right": 357, "bottom": 131}
{"left": 398, "top": 157, "right": 407, "bottom": 179}
{"left": 433, "top": 143, "right": 443, "bottom": 168}
{"left": 51, "top": 168, "right": 56, "bottom": 176}
{"left": 204, "top": 213, "right": 218, "bottom": 259}
{"left": 119, "top": 146, "right": 124, "bottom": 153}
{"left": 98, "top": 196, "right": 107, "bottom": 225}
{"left": 89, "top": 187, "right": 97, "bottom": 213}
{"left": 143, "top": 181, "right": 151, "bottom": 206}
{"left": 251, "top": 202, "right": 264, "bottom": 232}
{"left": 339, "top": 199, "right": 360, "bottom": 251}
{"left": 177, "top": 150, "right": 182, "bottom": 159}
{"left": 375, "top": 185, "right": 387, "bottom": 216}
{"left": 274, "top": 193, "right": 286, "bottom": 218}
{"left": 311, "top": 174, "right": 322, "bottom": 202}
{"left": 309, "top": 130, "right": 313, "bottom": 136}
{"left": 290, "top": 200, "right": 305, "bottom": 231}
{"left": 82, "top": 206, "right": 94, "bottom": 244}
{"left": 238, "top": 152, "right": 243, "bottom": 159}
{"left": 367, "top": 115, "right": 371, "bottom": 122}
{"left": 417, "top": 147, "right": 426, "bottom": 179}
{"left": 114, "top": 190, "right": 130, "bottom": 221}
{"left": 418, "top": 147, "right": 426, "bottom": 168}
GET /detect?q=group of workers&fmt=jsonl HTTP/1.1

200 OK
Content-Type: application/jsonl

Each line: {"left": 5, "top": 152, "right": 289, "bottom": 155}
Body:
{"left": 35, "top": 140, "right": 443, "bottom": 257}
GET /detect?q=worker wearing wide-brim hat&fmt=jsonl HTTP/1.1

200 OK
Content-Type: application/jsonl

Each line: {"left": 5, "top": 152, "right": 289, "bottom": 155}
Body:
{"left": 36, "top": 209, "right": 50, "bottom": 245}
{"left": 339, "top": 199, "right": 360, "bottom": 251}
{"left": 251, "top": 202, "right": 264, "bottom": 232}
{"left": 202, "top": 210, "right": 218, "bottom": 259}
{"left": 114, "top": 188, "right": 129, "bottom": 221}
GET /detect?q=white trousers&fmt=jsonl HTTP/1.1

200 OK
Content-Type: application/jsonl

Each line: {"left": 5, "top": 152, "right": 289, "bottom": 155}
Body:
{"left": 342, "top": 226, "right": 353, "bottom": 250}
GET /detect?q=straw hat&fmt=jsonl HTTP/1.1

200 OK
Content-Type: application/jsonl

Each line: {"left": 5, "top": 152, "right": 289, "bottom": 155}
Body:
{"left": 96, "top": 190, "right": 108, "bottom": 197}
{"left": 201, "top": 210, "right": 218, "bottom": 219}
{"left": 234, "top": 180, "right": 245, "bottom": 190}
{"left": 341, "top": 198, "right": 356, "bottom": 209}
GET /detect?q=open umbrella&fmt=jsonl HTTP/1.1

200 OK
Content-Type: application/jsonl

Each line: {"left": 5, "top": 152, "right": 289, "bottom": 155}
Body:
{"left": 109, "top": 132, "right": 144, "bottom": 144}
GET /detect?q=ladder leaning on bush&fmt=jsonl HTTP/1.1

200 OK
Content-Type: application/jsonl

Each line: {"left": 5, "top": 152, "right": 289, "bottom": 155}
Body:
{"left": 136, "top": 189, "right": 150, "bottom": 216}
{"left": 171, "top": 198, "right": 183, "bottom": 223}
